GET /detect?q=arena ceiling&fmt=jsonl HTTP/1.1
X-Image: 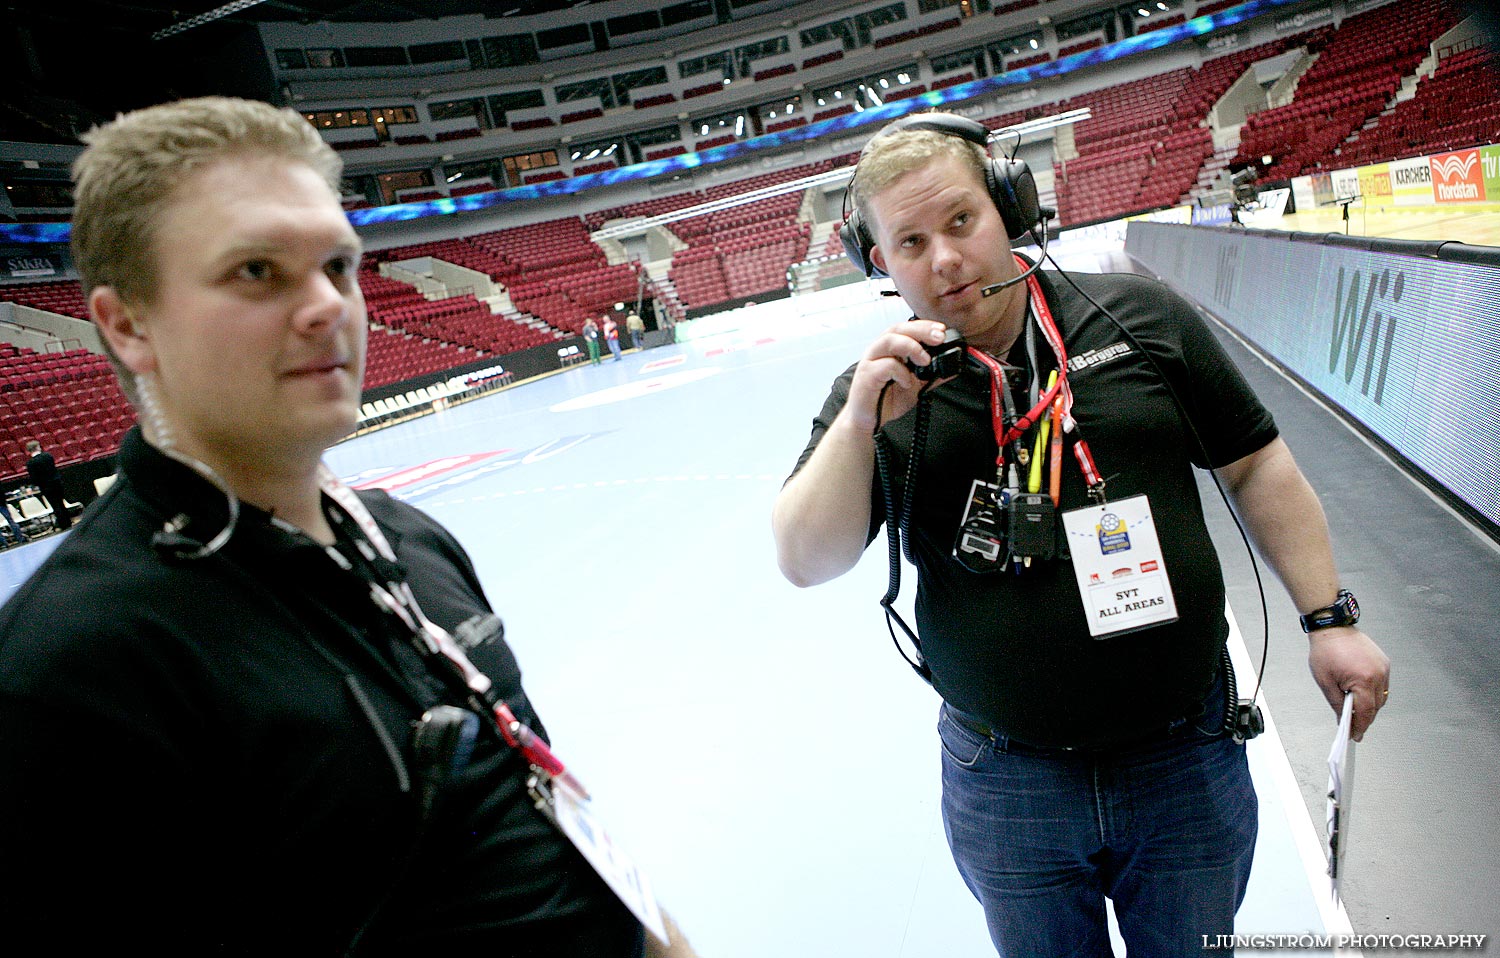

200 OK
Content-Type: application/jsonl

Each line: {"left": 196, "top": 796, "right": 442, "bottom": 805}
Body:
{"left": 8, "top": 1, "right": 603, "bottom": 34}
{"left": 2, "top": 1, "right": 617, "bottom": 142}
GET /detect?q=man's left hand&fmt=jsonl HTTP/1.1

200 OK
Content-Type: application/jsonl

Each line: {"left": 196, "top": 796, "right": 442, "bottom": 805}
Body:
{"left": 1307, "top": 626, "right": 1391, "bottom": 741}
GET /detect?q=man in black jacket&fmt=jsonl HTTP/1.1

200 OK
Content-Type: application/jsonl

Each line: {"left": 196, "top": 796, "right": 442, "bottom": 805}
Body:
{"left": 23, "top": 439, "right": 71, "bottom": 530}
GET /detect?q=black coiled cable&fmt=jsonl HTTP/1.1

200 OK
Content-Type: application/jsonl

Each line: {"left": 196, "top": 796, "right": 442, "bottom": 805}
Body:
{"left": 874, "top": 380, "right": 936, "bottom": 681}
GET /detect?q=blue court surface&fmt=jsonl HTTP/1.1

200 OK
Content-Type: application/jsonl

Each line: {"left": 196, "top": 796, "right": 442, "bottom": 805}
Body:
{"left": 5, "top": 239, "right": 1453, "bottom": 957}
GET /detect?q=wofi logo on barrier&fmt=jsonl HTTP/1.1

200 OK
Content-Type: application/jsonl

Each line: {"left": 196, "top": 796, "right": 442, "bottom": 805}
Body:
{"left": 1329, "top": 266, "right": 1403, "bottom": 405}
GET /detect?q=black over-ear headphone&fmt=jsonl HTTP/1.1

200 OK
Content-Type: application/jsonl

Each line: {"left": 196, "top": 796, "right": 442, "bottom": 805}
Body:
{"left": 839, "top": 112, "right": 1044, "bottom": 279}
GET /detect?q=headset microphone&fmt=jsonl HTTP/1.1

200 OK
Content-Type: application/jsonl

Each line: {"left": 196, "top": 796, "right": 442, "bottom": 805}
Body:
{"left": 980, "top": 207, "right": 1056, "bottom": 298}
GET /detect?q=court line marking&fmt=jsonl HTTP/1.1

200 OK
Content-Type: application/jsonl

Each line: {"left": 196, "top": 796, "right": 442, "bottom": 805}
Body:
{"left": 428, "top": 474, "right": 781, "bottom": 506}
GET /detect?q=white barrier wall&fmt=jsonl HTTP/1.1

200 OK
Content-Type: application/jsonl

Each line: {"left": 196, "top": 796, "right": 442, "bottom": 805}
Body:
{"left": 1125, "top": 221, "right": 1500, "bottom": 530}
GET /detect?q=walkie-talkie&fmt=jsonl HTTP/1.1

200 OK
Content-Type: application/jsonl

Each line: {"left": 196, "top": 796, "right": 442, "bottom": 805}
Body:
{"left": 1006, "top": 492, "right": 1057, "bottom": 563}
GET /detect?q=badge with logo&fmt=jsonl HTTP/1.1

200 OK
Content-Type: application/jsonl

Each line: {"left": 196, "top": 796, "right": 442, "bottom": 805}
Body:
{"left": 1096, "top": 512, "right": 1131, "bottom": 554}
{"left": 1061, "top": 494, "right": 1178, "bottom": 638}
{"left": 534, "top": 775, "right": 670, "bottom": 944}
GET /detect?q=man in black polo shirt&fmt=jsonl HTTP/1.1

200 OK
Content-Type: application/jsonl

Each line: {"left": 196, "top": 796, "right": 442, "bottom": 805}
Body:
{"left": 0, "top": 96, "right": 692, "bottom": 957}
{"left": 773, "top": 112, "right": 1391, "bottom": 955}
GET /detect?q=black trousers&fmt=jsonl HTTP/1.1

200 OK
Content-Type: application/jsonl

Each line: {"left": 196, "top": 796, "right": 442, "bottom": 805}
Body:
{"left": 39, "top": 482, "right": 70, "bottom": 530}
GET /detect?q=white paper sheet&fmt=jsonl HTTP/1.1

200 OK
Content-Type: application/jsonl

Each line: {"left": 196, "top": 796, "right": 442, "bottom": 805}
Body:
{"left": 1325, "top": 691, "right": 1357, "bottom": 906}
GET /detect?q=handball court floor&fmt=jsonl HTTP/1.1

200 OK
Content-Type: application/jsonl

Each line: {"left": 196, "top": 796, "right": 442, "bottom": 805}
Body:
{"left": 3, "top": 232, "right": 1496, "bottom": 955}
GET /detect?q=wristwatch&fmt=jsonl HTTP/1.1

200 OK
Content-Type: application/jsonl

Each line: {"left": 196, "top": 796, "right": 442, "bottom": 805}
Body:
{"left": 1300, "top": 590, "right": 1360, "bottom": 633}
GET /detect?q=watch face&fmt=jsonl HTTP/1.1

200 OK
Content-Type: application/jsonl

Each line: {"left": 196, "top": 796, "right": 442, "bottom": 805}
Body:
{"left": 1302, "top": 591, "right": 1359, "bottom": 631}
{"left": 1342, "top": 592, "right": 1360, "bottom": 620}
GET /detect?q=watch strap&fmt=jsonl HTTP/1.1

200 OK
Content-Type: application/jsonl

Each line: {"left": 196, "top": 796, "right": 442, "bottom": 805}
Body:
{"left": 1300, "top": 589, "right": 1360, "bottom": 633}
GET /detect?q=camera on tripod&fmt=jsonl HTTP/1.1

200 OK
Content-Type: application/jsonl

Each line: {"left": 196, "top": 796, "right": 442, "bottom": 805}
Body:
{"left": 907, "top": 327, "right": 967, "bottom": 382}
{"left": 1230, "top": 166, "right": 1260, "bottom": 206}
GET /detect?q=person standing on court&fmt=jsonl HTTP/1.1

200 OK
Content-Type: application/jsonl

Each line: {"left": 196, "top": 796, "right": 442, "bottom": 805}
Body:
{"left": 627, "top": 309, "right": 645, "bottom": 351}
{"left": 0, "top": 95, "right": 694, "bottom": 957}
{"left": 582, "top": 315, "right": 602, "bottom": 365}
{"left": 23, "top": 439, "right": 71, "bottom": 531}
{"left": 0, "top": 492, "right": 28, "bottom": 546}
{"left": 772, "top": 111, "right": 1391, "bottom": 955}
{"left": 604, "top": 312, "right": 623, "bottom": 361}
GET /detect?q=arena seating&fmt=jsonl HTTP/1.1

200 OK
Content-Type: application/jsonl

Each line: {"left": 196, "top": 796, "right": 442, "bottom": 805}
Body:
{"left": 813, "top": 105, "right": 857, "bottom": 123}
{"left": 0, "top": 344, "right": 132, "bottom": 479}
{"left": 6, "top": 0, "right": 1497, "bottom": 476}
{"left": 1052, "top": 68, "right": 1205, "bottom": 224}
{"left": 450, "top": 181, "right": 497, "bottom": 197}
{"left": 1331, "top": 46, "right": 1500, "bottom": 168}
{"left": 1232, "top": 0, "right": 1459, "bottom": 179}
{"left": 1051, "top": 27, "right": 1336, "bottom": 225}
{"left": 1, "top": 281, "right": 89, "bottom": 320}
{"left": 359, "top": 265, "right": 569, "bottom": 351}
{"left": 933, "top": 72, "right": 978, "bottom": 91}
{"left": 658, "top": 162, "right": 825, "bottom": 309}
{"left": 363, "top": 325, "right": 479, "bottom": 388}
{"left": 584, "top": 192, "right": 705, "bottom": 231}
{"left": 372, "top": 291, "right": 557, "bottom": 354}
{"left": 363, "top": 218, "right": 645, "bottom": 337}
{"left": 1006, "top": 52, "right": 1052, "bottom": 71}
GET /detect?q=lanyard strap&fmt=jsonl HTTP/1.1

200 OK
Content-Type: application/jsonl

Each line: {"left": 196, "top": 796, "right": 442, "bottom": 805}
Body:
{"left": 965, "top": 260, "right": 1105, "bottom": 498}
{"left": 317, "top": 467, "right": 582, "bottom": 792}
{"left": 969, "top": 349, "right": 1058, "bottom": 464}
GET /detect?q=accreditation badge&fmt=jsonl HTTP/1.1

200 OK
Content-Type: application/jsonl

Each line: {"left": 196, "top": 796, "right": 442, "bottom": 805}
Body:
{"left": 534, "top": 775, "right": 671, "bottom": 944}
{"left": 1060, "top": 494, "right": 1178, "bottom": 638}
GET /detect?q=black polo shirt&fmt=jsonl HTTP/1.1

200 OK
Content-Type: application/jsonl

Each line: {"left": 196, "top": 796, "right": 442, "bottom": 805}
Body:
{"left": 792, "top": 269, "right": 1277, "bottom": 748}
{"left": 0, "top": 427, "right": 642, "bottom": 956}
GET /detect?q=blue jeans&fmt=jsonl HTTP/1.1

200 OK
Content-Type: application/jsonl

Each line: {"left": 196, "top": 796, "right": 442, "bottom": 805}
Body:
{"left": 938, "top": 698, "right": 1257, "bottom": 957}
{"left": 1, "top": 505, "right": 26, "bottom": 544}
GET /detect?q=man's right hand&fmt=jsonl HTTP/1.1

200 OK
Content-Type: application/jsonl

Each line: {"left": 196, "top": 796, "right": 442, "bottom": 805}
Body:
{"left": 773, "top": 318, "right": 957, "bottom": 588}
{"left": 842, "top": 319, "right": 956, "bottom": 433}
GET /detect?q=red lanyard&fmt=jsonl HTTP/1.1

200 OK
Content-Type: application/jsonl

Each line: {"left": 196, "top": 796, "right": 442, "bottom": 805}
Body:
{"left": 966, "top": 260, "right": 1104, "bottom": 495}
